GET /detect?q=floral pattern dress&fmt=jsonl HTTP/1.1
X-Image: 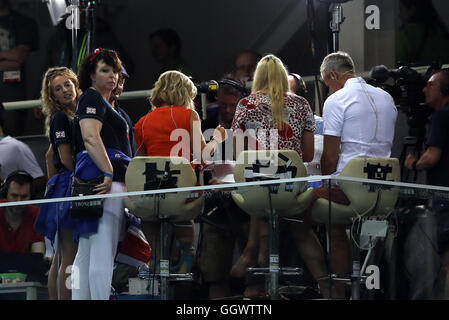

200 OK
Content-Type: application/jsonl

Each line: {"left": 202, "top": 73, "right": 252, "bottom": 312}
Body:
{"left": 231, "top": 92, "right": 316, "bottom": 158}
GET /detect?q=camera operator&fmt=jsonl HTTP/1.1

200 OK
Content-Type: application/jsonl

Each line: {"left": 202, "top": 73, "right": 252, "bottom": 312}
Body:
{"left": 404, "top": 69, "right": 449, "bottom": 299}
{"left": 404, "top": 69, "right": 449, "bottom": 187}
{"left": 198, "top": 77, "right": 250, "bottom": 299}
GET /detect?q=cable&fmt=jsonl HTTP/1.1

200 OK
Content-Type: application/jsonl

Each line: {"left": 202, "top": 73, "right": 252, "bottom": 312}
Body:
{"left": 359, "top": 78, "right": 379, "bottom": 142}
{"left": 350, "top": 206, "right": 378, "bottom": 251}
{"left": 360, "top": 238, "right": 377, "bottom": 275}
{"left": 170, "top": 105, "right": 178, "bottom": 129}
{"left": 77, "top": 33, "right": 88, "bottom": 69}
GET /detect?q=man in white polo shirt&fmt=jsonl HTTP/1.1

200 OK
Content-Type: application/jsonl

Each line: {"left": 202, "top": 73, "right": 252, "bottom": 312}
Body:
{"left": 0, "top": 104, "right": 44, "bottom": 189}
{"left": 316, "top": 51, "right": 397, "bottom": 298}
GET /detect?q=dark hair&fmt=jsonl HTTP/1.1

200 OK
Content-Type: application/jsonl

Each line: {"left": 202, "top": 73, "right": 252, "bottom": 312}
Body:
{"left": 6, "top": 170, "right": 33, "bottom": 188}
{"left": 149, "top": 28, "right": 182, "bottom": 57}
{"left": 290, "top": 73, "right": 307, "bottom": 98}
{"left": 218, "top": 78, "right": 248, "bottom": 98}
{"left": 1, "top": 170, "right": 34, "bottom": 199}
{"left": 78, "top": 48, "right": 122, "bottom": 91}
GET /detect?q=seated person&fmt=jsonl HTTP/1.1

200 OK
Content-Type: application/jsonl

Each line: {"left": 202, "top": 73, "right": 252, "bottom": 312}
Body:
{"left": 231, "top": 50, "right": 262, "bottom": 85}
{"left": 288, "top": 72, "right": 307, "bottom": 98}
{"left": 230, "top": 55, "right": 321, "bottom": 297}
{"left": 203, "top": 77, "right": 248, "bottom": 132}
{"left": 0, "top": 170, "right": 44, "bottom": 253}
{"left": 305, "top": 51, "right": 397, "bottom": 298}
{"left": 287, "top": 72, "right": 324, "bottom": 177}
{"left": 198, "top": 77, "right": 250, "bottom": 299}
{"left": 0, "top": 104, "right": 47, "bottom": 197}
{"left": 134, "top": 70, "right": 227, "bottom": 274}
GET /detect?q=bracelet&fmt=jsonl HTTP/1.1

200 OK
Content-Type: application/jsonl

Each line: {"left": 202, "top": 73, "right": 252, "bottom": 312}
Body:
{"left": 412, "top": 160, "right": 418, "bottom": 171}
{"left": 104, "top": 172, "right": 113, "bottom": 178}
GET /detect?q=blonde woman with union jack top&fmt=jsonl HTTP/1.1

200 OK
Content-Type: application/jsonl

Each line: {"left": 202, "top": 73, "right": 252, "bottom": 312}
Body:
{"left": 35, "top": 66, "right": 82, "bottom": 300}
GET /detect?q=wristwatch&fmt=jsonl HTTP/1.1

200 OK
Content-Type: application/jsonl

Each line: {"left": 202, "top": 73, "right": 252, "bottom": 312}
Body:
{"left": 412, "top": 160, "right": 418, "bottom": 171}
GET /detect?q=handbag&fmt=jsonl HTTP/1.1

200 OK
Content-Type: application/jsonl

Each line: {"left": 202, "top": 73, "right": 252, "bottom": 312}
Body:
{"left": 70, "top": 175, "right": 104, "bottom": 219}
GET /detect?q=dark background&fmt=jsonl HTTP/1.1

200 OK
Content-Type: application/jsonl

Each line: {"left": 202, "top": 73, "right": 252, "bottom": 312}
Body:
{"left": 6, "top": 0, "right": 449, "bottom": 134}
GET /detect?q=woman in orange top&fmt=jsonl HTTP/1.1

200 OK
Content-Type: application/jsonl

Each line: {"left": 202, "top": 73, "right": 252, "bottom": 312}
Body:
{"left": 134, "top": 70, "right": 226, "bottom": 273}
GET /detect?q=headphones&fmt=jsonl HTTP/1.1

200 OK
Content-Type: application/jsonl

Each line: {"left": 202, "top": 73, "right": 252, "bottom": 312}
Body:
{"left": 218, "top": 79, "right": 249, "bottom": 98}
{"left": 289, "top": 73, "right": 308, "bottom": 97}
{"left": 0, "top": 170, "right": 34, "bottom": 199}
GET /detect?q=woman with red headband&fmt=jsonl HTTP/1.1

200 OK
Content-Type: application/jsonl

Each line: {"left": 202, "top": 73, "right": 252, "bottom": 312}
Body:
{"left": 71, "top": 48, "right": 132, "bottom": 300}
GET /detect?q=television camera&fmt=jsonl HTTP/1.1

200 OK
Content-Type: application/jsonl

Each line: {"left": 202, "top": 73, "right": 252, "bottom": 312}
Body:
{"left": 369, "top": 62, "right": 441, "bottom": 181}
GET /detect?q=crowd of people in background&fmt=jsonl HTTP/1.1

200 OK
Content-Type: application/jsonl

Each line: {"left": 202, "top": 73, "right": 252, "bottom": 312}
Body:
{"left": 0, "top": 3, "right": 449, "bottom": 300}
{"left": 1, "top": 42, "right": 449, "bottom": 300}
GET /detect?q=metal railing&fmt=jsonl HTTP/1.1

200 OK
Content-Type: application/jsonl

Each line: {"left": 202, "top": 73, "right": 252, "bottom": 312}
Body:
{"left": 3, "top": 89, "right": 153, "bottom": 111}
{"left": 2, "top": 65, "right": 438, "bottom": 113}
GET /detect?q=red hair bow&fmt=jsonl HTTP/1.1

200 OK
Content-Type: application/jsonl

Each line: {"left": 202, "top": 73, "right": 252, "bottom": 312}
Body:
{"left": 90, "top": 47, "right": 103, "bottom": 62}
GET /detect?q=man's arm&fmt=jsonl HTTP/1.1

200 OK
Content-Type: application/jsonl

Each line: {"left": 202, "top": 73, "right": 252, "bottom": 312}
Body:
{"left": 405, "top": 146, "right": 441, "bottom": 171}
{"left": 31, "top": 241, "right": 45, "bottom": 254}
{"left": 320, "top": 135, "right": 341, "bottom": 175}
{"left": 301, "top": 130, "right": 315, "bottom": 163}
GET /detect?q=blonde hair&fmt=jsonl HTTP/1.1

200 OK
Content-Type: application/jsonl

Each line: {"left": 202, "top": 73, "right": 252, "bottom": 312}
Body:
{"left": 150, "top": 70, "right": 197, "bottom": 109}
{"left": 41, "top": 67, "right": 81, "bottom": 137}
{"left": 252, "top": 54, "right": 289, "bottom": 129}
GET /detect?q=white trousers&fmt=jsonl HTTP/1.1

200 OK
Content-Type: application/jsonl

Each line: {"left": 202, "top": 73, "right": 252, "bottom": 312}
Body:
{"left": 72, "top": 182, "right": 126, "bottom": 300}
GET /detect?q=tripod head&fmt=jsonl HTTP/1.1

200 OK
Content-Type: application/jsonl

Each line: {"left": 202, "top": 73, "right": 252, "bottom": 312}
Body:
{"left": 318, "top": 0, "right": 352, "bottom": 52}
{"left": 329, "top": 2, "right": 344, "bottom": 33}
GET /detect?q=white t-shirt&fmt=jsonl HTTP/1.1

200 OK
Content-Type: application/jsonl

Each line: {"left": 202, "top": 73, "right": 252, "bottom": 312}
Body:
{"left": 0, "top": 136, "right": 44, "bottom": 181}
{"left": 305, "top": 115, "right": 324, "bottom": 176}
{"left": 323, "top": 77, "right": 398, "bottom": 175}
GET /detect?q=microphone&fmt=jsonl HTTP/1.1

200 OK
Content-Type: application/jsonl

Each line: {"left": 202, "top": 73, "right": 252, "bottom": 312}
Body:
{"left": 195, "top": 80, "right": 219, "bottom": 94}
{"left": 369, "top": 65, "right": 391, "bottom": 83}
{"left": 195, "top": 80, "right": 219, "bottom": 122}
{"left": 331, "top": 4, "right": 343, "bottom": 25}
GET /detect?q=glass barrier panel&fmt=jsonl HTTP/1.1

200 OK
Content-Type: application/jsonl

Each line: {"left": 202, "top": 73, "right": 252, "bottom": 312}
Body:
{"left": 1, "top": 176, "right": 449, "bottom": 300}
